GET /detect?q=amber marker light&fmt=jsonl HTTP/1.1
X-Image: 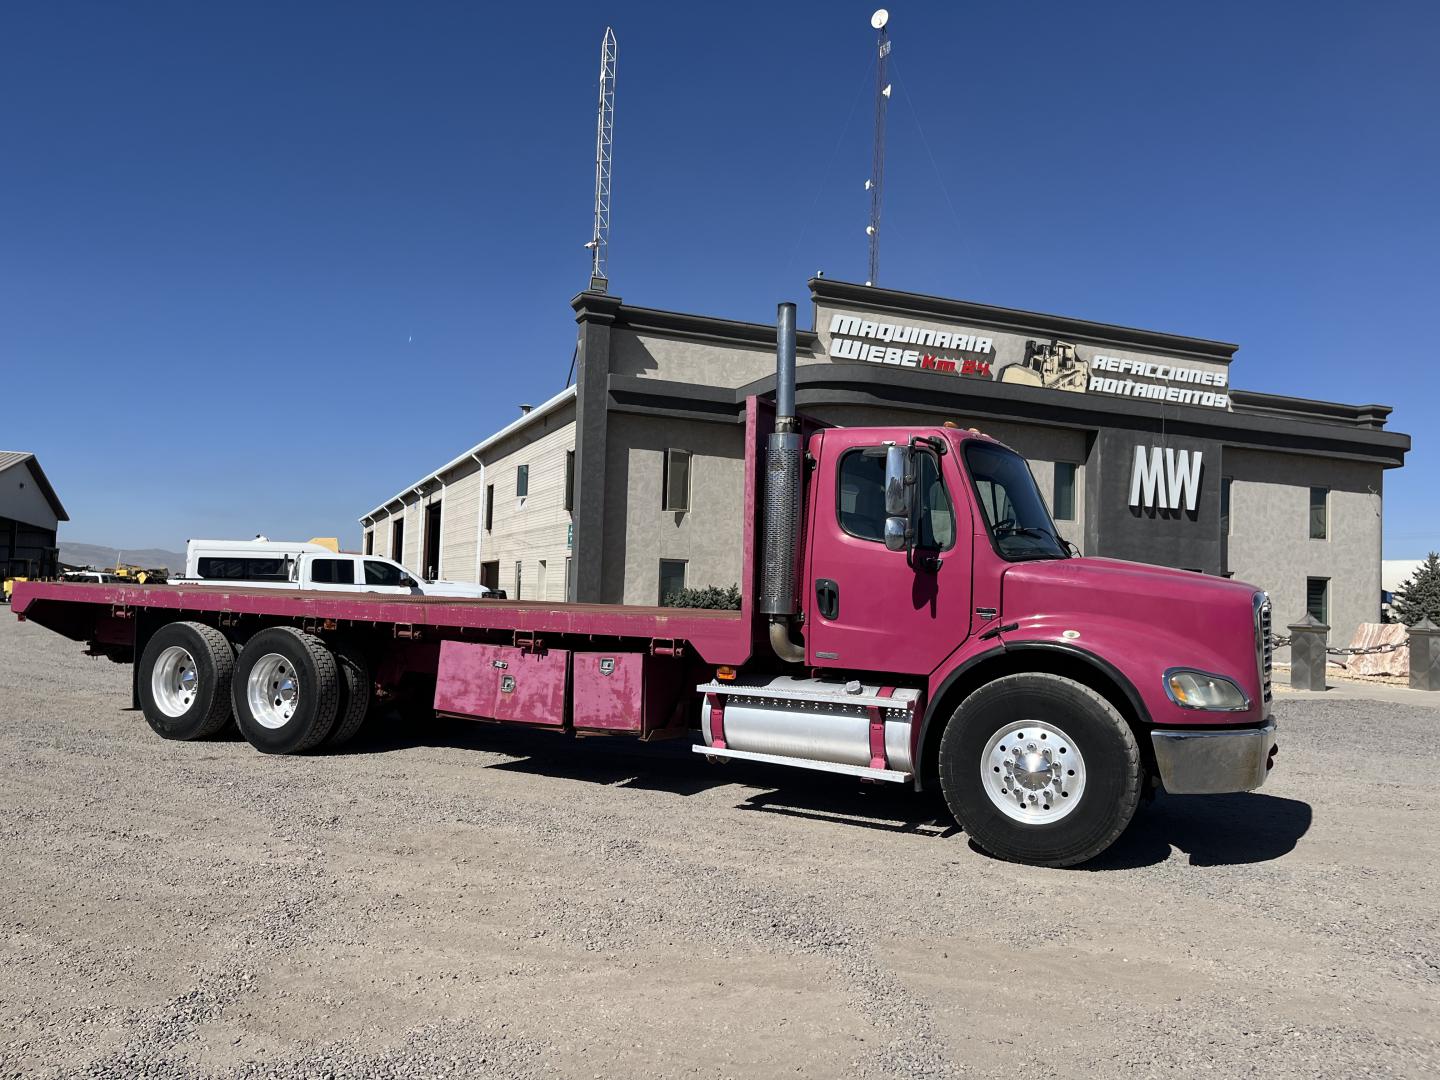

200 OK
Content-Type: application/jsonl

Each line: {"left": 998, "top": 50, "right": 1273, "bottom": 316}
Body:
{"left": 716, "top": 666, "right": 737, "bottom": 681}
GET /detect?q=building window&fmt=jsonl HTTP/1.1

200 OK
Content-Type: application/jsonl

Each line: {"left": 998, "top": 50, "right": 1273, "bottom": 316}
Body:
{"left": 1052, "top": 463, "right": 1076, "bottom": 521}
{"left": 516, "top": 464, "right": 529, "bottom": 499}
{"left": 391, "top": 519, "right": 404, "bottom": 562}
{"left": 659, "top": 559, "right": 687, "bottom": 604}
{"left": 423, "top": 500, "right": 442, "bottom": 580}
{"left": 514, "top": 560, "right": 523, "bottom": 600}
{"left": 484, "top": 484, "right": 495, "bottom": 531}
{"left": 1221, "top": 477, "right": 1233, "bottom": 537}
{"left": 537, "top": 559, "right": 548, "bottom": 600}
{"left": 663, "top": 449, "right": 691, "bottom": 512}
{"left": 1309, "top": 486, "right": 1328, "bottom": 540}
{"left": 564, "top": 451, "right": 575, "bottom": 512}
{"left": 1306, "top": 577, "right": 1329, "bottom": 625}
{"left": 364, "top": 530, "right": 374, "bottom": 556}
{"left": 564, "top": 556, "right": 572, "bottom": 600}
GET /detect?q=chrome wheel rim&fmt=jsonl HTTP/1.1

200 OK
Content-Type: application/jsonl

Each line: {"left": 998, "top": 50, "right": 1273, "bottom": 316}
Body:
{"left": 981, "top": 719, "right": 1087, "bottom": 823}
{"left": 247, "top": 653, "right": 300, "bottom": 730}
{"left": 151, "top": 646, "right": 199, "bottom": 717}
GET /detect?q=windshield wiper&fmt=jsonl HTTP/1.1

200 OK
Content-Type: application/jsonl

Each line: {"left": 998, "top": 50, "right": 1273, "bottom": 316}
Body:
{"left": 996, "top": 524, "right": 1061, "bottom": 544}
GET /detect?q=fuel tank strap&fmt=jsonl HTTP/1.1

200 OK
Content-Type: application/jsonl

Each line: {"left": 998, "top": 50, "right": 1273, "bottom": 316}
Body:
{"left": 705, "top": 692, "right": 727, "bottom": 749}
{"left": 868, "top": 686, "right": 896, "bottom": 770}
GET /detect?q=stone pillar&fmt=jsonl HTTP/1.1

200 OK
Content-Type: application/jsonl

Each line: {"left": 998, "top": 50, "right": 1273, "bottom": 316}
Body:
{"left": 569, "top": 290, "right": 622, "bottom": 603}
{"left": 1288, "top": 613, "right": 1329, "bottom": 691}
{"left": 1409, "top": 618, "right": 1440, "bottom": 692}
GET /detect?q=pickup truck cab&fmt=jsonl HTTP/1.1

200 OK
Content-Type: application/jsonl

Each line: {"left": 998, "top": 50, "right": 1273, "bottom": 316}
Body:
{"left": 174, "top": 540, "right": 491, "bottom": 598}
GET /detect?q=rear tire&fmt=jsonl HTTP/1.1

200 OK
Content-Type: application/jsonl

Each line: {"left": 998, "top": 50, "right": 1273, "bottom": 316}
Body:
{"left": 325, "top": 647, "right": 372, "bottom": 748}
{"left": 938, "top": 673, "right": 1142, "bottom": 868}
{"left": 137, "top": 621, "right": 235, "bottom": 740}
{"left": 232, "top": 627, "right": 339, "bottom": 755}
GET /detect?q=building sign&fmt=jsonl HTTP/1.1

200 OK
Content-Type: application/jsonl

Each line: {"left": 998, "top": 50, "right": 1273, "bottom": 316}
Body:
{"left": 825, "top": 311, "right": 1230, "bottom": 410}
{"left": 827, "top": 314, "right": 994, "bottom": 377}
{"left": 1089, "top": 356, "right": 1228, "bottom": 409}
{"left": 1129, "top": 445, "right": 1203, "bottom": 512}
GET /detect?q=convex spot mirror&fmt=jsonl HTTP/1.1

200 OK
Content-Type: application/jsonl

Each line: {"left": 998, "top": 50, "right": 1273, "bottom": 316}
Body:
{"left": 883, "top": 516, "right": 909, "bottom": 552}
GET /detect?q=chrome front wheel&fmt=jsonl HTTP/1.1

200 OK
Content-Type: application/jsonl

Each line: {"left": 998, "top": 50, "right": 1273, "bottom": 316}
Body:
{"left": 938, "top": 673, "right": 1142, "bottom": 868}
{"left": 980, "top": 719, "right": 1088, "bottom": 823}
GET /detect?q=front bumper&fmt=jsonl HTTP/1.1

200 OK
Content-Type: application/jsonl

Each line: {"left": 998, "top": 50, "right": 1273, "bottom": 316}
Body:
{"left": 1149, "top": 720, "right": 1277, "bottom": 795}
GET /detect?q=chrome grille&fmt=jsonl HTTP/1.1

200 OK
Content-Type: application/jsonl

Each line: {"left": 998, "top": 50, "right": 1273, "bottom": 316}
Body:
{"left": 1255, "top": 593, "right": 1273, "bottom": 706}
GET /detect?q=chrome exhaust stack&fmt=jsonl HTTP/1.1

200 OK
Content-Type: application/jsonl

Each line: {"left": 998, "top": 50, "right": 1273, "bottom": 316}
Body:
{"left": 762, "top": 302, "right": 806, "bottom": 664}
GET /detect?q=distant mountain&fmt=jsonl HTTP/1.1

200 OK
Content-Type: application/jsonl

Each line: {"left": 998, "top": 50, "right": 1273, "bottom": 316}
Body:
{"left": 61, "top": 542, "right": 186, "bottom": 573}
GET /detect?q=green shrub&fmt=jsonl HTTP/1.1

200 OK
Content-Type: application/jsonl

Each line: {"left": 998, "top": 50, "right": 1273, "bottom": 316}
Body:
{"left": 662, "top": 584, "right": 742, "bottom": 609}
{"left": 1392, "top": 552, "right": 1440, "bottom": 626}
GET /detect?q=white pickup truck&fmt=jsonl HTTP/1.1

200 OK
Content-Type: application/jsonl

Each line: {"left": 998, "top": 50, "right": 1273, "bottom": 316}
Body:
{"left": 173, "top": 540, "right": 493, "bottom": 598}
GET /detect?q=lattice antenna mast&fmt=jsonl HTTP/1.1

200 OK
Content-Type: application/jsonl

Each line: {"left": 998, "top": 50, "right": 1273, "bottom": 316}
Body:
{"left": 865, "top": 10, "right": 891, "bottom": 287}
{"left": 588, "top": 27, "right": 617, "bottom": 292}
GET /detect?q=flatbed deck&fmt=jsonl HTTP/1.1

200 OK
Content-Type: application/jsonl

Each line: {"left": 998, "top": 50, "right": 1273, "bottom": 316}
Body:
{"left": 12, "top": 581, "right": 753, "bottom": 665}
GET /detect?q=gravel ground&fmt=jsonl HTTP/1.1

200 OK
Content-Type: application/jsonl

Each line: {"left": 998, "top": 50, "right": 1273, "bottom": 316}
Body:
{"left": 1, "top": 612, "right": 1436, "bottom": 1079}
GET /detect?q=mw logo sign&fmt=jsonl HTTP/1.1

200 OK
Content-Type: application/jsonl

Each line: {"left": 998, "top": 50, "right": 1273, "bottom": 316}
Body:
{"left": 1129, "top": 446, "right": 1203, "bottom": 512}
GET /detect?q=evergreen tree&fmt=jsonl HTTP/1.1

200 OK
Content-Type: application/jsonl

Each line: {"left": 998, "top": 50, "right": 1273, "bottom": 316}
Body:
{"left": 1392, "top": 552, "right": 1440, "bottom": 626}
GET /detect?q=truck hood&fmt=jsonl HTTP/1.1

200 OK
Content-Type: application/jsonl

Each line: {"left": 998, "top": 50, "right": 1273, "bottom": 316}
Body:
{"left": 1002, "top": 557, "right": 1259, "bottom": 627}
{"left": 999, "top": 556, "right": 1267, "bottom": 724}
{"left": 1008, "top": 556, "right": 1257, "bottom": 601}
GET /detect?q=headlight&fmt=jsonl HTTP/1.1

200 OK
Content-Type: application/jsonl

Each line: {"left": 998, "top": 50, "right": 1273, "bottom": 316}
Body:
{"left": 1164, "top": 669, "right": 1250, "bottom": 711}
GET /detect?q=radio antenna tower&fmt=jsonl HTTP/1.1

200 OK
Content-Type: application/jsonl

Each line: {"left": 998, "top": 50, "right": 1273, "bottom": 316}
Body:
{"left": 865, "top": 9, "right": 891, "bottom": 287}
{"left": 586, "top": 27, "right": 617, "bottom": 293}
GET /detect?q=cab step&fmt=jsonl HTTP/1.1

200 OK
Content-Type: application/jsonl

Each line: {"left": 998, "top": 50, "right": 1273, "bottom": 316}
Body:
{"left": 692, "top": 743, "right": 912, "bottom": 783}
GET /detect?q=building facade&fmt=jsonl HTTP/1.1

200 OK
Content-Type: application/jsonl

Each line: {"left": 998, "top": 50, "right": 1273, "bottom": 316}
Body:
{"left": 1, "top": 451, "right": 67, "bottom": 580}
{"left": 359, "top": 279, "right": 1410, "bottom": 657}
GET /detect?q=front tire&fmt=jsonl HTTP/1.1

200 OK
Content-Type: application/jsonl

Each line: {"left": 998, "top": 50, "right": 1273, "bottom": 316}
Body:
{"left": 232, "top": 627, "right": 339, "bottom": 755}
{"left": 137, "top": 621, "right": 235, "bottom": 740}
{"left": 938, "top": 673, "right": 1142, "bottom": 868}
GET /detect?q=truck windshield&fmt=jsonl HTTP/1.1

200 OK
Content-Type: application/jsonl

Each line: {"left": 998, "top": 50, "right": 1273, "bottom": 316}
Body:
{"left": 963, "top": 442, "right": 1069, "bottom": 561}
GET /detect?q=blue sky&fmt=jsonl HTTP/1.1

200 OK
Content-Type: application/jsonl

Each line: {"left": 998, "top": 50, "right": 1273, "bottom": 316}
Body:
{"left": 2, "top": 1, "right": 1436, "bottom": 557}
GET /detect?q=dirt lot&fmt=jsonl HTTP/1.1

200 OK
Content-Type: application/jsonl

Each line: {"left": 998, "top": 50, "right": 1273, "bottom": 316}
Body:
{"left": 0, "top": 613, "right": 1436, "bottom": 1080}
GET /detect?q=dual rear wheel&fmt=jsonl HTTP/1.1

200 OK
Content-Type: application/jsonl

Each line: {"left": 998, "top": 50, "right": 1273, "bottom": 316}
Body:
{"left": 137, "top": 621, "right": 371, "bottom": 753}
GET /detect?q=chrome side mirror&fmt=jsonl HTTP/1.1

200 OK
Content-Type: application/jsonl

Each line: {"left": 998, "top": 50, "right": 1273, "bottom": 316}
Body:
{"left": 884, "top": 445, "right": 912, "bottom": 517}
{"left": 884, "top": 516, "right": 909, "bottom": 552}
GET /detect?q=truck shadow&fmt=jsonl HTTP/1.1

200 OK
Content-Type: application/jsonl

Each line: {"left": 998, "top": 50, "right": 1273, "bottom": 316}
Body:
{"left": 1078, "top": 791, "right": 1313, "bottom": 870}
{"left": 343, "top": 716, "right": 1311, "bottom": 866}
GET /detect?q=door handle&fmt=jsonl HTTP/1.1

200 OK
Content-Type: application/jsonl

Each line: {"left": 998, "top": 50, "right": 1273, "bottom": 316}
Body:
{"left": 815, "top": 578, "right": 839, "bottom": 620}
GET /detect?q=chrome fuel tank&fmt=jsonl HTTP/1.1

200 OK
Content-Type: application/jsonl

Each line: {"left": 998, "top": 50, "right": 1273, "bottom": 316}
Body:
{"left": 697, "top": 675, "right": 920, "bottom": 773}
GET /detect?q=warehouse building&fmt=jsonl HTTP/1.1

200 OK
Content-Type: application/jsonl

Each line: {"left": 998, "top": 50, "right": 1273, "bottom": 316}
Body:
{"left": 1, "top": 450, "right": 67, "bottom": 581}
{"left": 359, "top": 278, "right": 1410, "bottom": 655}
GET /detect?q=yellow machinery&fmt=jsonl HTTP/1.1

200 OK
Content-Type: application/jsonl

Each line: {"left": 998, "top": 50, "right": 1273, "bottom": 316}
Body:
{"left": 112, "top": 562, "right": 169, "bottom": 585}
{"left": 1000, "top": 340, "right": 1087, "bottom": 393}
{"left": 3, "top": 558, "right": 38, "bottom": 604}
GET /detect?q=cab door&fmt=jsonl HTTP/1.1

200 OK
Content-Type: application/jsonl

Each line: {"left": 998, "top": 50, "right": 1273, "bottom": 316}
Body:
{"left": 802, "top": 430, "right": 973, "bottom": 677}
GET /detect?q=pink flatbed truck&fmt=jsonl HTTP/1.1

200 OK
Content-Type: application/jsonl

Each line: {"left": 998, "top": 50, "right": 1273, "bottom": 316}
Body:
{"left": 10, "top": 305, "right": 1278, "bottom": 867}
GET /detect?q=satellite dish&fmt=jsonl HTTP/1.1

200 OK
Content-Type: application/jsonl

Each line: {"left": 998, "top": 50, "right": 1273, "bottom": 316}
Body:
{"left": 870, "top": 9, "right": 889, "bottom": 29}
